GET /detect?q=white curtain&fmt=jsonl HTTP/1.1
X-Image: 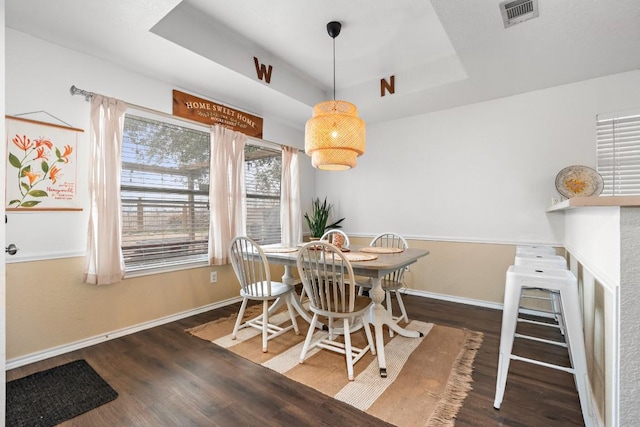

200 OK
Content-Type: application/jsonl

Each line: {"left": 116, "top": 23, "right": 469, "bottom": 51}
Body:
{"left": 209, "top": 125, "right": 247, "bottom": 265}
{"left": 281, "top": 146, "right": 301, "bottom": 246}
{"left": 84, "top": 95, "right": 128, "bottom": 285}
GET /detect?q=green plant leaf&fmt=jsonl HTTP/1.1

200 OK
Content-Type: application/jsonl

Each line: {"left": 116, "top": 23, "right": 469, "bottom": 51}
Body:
{"left": 304, "top": 197, "right": 345, "bottom": 237}
{"left": 29, "top": 190, "right": 48, "bottom": 197}
{"left": 20, "top": 165, "right": 31, "bottom": 176}
{"left": 8, "top": 199, "right": 20, "bottom": 206}
{"left": 326, "top": 217, "right": 345, "bottom": 230}
{"left": 20, "top": 201, "right": 41, "bottom": 207}
{"left": 41, "top": 160, "right": 49, "bottom": 174}
{"left": 21, "top": 182, "right": 30, "bottom": 192}
{"left": 9, "top": 152, "right": 22, "bottom": 168}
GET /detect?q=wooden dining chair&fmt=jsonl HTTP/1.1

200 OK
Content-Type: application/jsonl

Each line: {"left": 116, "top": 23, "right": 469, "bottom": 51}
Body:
{"left": 357, "top": 232, "right": 409, "bottom": 336}
{"left": 298, "top": 229, "right": 351, "bottom": 306}
{"left": 297, "top": 241, "right": 375, "bottom": 381}
{"left": 228, "top": 236, "right": 300, "bottom": 352}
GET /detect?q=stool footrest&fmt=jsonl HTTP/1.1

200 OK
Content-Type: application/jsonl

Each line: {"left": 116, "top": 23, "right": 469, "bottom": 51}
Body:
{"left": 514, "top": 332, "right": 567, "bottom": 347}
{"left": 521, "top": 294, "right": 553, "bottom": 301}
{"left": 517, "top": 317, "right": 562, "bottom": 329}
{"left": 510, "top": 354, "right": 575, "bottom": 374}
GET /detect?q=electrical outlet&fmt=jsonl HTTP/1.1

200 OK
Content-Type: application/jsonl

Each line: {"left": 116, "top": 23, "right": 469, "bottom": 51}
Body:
{"left": 210, "top": 271, "right": 217, "bottom": 283}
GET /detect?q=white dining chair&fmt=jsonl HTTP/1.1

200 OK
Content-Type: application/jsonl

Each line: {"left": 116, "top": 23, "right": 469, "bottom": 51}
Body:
{"left": 228, "top": 236, "right": 300, "bottom": 352}
{"left": 298, "top": 229, "right": 351, "bottom": 306}
{"left": 297, "top": 241, "right": 375, "bottom": 381}
{"left": 357, "top": 232, "right": 409, "bottom": 336}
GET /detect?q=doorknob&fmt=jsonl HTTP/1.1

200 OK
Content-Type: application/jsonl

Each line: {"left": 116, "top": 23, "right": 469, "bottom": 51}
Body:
{"left": 5, "top": 244, "right": 18, "bottom": 255}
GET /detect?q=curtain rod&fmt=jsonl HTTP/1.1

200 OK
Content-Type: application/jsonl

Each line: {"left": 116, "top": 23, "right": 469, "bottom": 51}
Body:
{"left": 69, "top": 85, "right": 304, "bottom": 153}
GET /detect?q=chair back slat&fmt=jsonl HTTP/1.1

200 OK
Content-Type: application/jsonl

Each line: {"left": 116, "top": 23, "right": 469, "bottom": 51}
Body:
{"left": 297, "top": 241, "right": 356, "bottom": 315}
{"left": 229, "top": 236, "right": 272, "bottom": 297}
{"left": 371, "top": 232, "right": 409, "bottom": 284}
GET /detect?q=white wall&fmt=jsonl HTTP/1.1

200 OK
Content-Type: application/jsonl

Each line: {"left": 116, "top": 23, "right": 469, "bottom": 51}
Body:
{"left": 1, "top": 0, "right": 8, "bottom": 418}
{"left": 317, "top": 71, "right": 640, "bottom": 245}
{"left": 8, "top": 28, "right": 640, "bottom": 257}
{"left": 5, "top": 29, "right": 313, "bottom": 262}
{"left": 565, "top": 207, "right": 621, "bottom": 287}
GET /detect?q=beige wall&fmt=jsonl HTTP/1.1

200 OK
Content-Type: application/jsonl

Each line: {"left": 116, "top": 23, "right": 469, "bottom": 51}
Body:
{"left": 7, "top": 238, "right": 513, "bottom": 362}
{"left": 6, "top": 258, "right": 261, "bottom": 360}
{"left": 351, "top": 237, "right": 516, "bottom": 304}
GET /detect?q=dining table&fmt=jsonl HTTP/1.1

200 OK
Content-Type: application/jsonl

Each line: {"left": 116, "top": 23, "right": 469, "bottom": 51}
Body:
{"left": 259, "top": 243, "right": 430, "bottom": 378}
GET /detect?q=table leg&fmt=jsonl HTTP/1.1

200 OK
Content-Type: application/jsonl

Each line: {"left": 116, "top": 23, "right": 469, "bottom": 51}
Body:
{"left": 281, "top": 265, "right": 296, "bottom": 286}
{"left": 368, "top": 277, "right": 423, "bottom": 377}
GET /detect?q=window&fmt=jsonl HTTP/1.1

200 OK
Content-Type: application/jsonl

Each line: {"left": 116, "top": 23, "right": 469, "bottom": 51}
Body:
{"left": 121, "top": 111, "right": 282, "bottom": 272}
{"left": 245, "top": 145, "right": 282, "bottom": 245}
{"left": 596, "top": 110, "right": 640, "bottom": 195}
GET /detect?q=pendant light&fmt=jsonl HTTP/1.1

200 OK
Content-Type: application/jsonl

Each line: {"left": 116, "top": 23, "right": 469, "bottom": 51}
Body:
{"left": 305, "top": 21, "right": 366, "bottom": 171}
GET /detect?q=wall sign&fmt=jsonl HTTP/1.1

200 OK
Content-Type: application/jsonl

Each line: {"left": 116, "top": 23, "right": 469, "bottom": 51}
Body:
{"left": 5, "top": 115, "right": 83, "bottom": 211}
{"left": 172, "top": 90, "right": 264, "bottom": 138}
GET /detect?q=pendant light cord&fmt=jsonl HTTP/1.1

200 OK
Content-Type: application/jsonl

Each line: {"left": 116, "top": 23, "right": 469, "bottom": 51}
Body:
{"left": 332, "top": 36, "right": 336, "bottom": 101}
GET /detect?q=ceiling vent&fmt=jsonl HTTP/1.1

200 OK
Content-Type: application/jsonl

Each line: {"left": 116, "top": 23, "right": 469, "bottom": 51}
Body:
{"left": 499, "top": 0, "right": 539, "bottom": 28}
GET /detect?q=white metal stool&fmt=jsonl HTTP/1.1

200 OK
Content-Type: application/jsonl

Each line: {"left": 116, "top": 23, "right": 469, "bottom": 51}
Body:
{"left": 494, "top": 265, "right": 593, "bottom": 426}
{"left": 516, "top": 244, "right": 557, "bottom": 256}
{"left": 515, "top": 253, "right": 567, "bottom": 269}
{"left": 514, "top": 253, "right": 568, "bottom": 335}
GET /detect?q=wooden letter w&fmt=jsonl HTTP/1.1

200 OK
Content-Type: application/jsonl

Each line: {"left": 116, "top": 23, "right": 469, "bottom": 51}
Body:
{"left": 253, "top": 57, "right": 273, "bottom": 84}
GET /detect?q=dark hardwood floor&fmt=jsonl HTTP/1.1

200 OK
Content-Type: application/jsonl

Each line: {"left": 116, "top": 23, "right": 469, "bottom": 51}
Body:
{"left": 6, "top": 294, "right": 586, "bottom": 426}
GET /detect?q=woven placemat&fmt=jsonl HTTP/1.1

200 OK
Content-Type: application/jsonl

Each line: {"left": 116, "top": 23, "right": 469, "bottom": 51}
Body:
{"left": 261, "top": 247, "right": 298, "bottom": 253}
{"left": 330, "top": 252, "right": 378, "bottom": 262}
{"left": 360, "top": 246, "right": 404, "bottom": 254}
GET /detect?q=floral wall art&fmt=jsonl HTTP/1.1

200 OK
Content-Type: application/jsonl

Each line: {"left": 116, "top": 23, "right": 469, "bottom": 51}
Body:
{"left": 6, "top": 116, "right": 83, "bottom": 211}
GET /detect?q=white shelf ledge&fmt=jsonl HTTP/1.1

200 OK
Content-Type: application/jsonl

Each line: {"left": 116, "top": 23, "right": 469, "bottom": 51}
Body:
{"left": 547, "top": 196, "right": 640, "bottom": 212}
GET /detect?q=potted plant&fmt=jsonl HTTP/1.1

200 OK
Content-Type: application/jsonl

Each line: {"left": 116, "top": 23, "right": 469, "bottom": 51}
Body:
{"left": 304, "top": 197, "right": 345, "bottom": 239}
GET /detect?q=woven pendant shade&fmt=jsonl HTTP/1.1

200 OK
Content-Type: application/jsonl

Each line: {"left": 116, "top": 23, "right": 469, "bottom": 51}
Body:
{"left": 304, "top": 21, "right": 366, "bottom": 171}
{"left": 305, "top": 100, "right": 366, "bottom": 171}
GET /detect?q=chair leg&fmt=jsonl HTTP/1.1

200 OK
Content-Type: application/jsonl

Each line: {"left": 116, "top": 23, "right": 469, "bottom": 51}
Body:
{"left": 494, "top": 280, "right": 521, "bottom": 409}
{"left": 551, "top": 292, "right": 565, "bottom": 335}
{"left": 286, "top": 294, "right": 300, "bottom": 335}
{"left": 299, "top": 313, "right": 319, "bottom": 363}
{"left": 396, "top": 290, "right": 409, "bottom": 324}
{"left": 299, "top": 286, "right": 307, "bottom": 304}
{"left": 343, "top": 318, "right": 355, "bottom": 381}
{"left": 232, "top": 298, "right": 248, "bottom": 339}
{"left": 328, "top": 317, "right": 334, "bottom": 340}
{"left": 262, "top": 300, "right": 269, "bottom": 353}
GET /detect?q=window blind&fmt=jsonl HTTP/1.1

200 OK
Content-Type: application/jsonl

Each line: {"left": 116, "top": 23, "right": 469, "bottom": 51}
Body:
{"left": 121, "top": 114, "right": 210, "bottom": 271}
{"left": 596, "top": 110, "right": 640, "bottom": 196}
{"left": 245, "top": 144, "right": 282, "bottom": 245}
{"left": 120, "top": 113, "right": 283, "bottom": 272}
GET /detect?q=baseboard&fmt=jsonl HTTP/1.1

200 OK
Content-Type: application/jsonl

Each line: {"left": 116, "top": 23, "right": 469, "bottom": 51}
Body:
{"left": 5, "top": 296, "right": 242, "bottom": 371}
{"left": 4, "top": 290, "right": 558, "bottom": 370}
{"left": 399, "top": 288, "right": 559, "bottom": 319}
{"left": 400, "top": 288, "right": 504, "bottom": 311}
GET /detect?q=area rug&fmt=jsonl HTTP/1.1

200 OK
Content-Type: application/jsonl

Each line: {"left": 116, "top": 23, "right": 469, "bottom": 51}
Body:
{"left": 6, "top": 359, "right": 118, "bottom": 427}
{"left": 187, "top": 306, "right": 483, "bottom": 426}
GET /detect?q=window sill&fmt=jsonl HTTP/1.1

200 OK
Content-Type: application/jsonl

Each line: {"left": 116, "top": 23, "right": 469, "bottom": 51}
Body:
{"left": 124, "top": 260, "right": 210, "bottom": 279}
